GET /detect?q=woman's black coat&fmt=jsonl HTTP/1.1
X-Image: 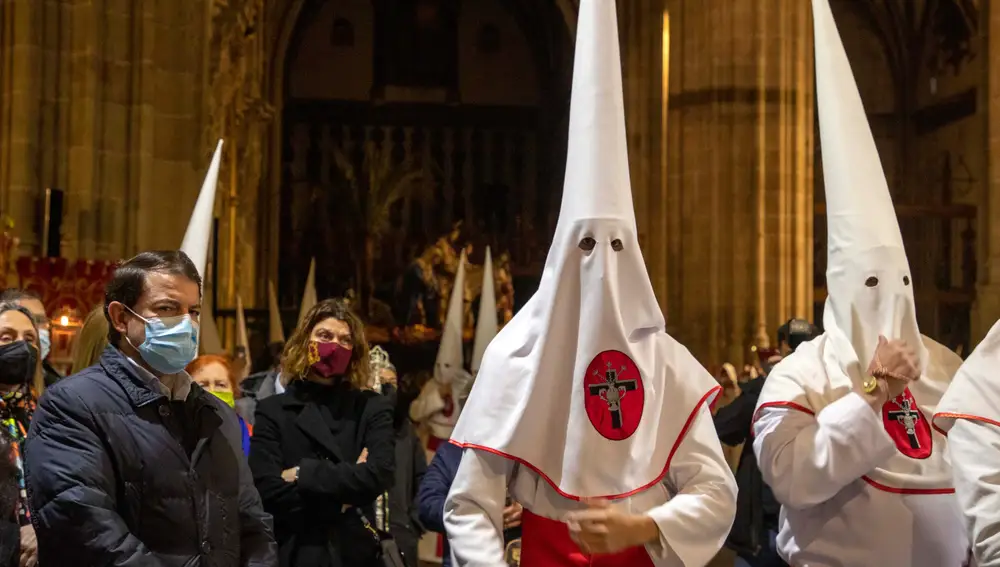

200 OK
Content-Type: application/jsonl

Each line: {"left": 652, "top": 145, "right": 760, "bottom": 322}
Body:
{"left": 250, "top": 381, "right": 395, "bottom": 567}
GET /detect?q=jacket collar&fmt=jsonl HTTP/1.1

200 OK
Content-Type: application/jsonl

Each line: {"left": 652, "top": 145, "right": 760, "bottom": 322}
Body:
{"left": 282, "top": 380, "right": 349, "bottom": 462}
{"left": 98, "top": 346, "right": 193, "bottom": 407}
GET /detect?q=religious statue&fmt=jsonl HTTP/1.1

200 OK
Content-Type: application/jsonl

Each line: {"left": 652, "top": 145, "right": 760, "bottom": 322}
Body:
{"left": 433, "top": 222, "right": 466, "bottom": 326}
{"left": 0, "top": 217, "right": 19, "bottom": 288}
{"left": 495, "top": 252, "right": 514, "bottom": 325}
{"left": 399, "top": 244, "right": 444, "bottom": 326}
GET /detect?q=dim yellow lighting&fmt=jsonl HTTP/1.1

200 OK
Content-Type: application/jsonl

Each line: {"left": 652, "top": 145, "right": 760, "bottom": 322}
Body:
{"left": 60, "top": 315, "right": 69, "bottom": 326}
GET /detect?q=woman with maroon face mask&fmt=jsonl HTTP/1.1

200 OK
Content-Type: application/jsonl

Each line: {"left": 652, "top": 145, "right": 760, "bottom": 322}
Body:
{"left": 249, "top": 298, "right": 396, "bottom": 567}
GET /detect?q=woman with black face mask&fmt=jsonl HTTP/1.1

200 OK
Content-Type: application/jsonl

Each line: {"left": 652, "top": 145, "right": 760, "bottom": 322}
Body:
{"left": 250, "top": 298, "right": 396, "bottom": 567}
{"left": 0, "top": 301, "right": 42, "bottom": 567}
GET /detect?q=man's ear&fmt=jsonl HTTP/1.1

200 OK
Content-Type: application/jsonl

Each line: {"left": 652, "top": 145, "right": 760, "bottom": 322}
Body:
{"left": 107, "top": 302, "right": 129, "bottom": 335}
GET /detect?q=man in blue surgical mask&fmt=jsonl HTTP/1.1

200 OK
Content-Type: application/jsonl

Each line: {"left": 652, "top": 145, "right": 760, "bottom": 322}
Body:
{"left": 25, "top": 250, "right": 277, "bottom": 567}
{"left": 0, "top": 289, "right": 61, "bottom": 388}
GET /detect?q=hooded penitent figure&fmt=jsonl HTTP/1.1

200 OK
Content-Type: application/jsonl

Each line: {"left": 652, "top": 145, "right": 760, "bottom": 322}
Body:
{"left": 751, "top": 1, "right": 967, "bottom": 565}
{"left": 410, "top": 251, "right": 472, "bottom": 457}
{"left": 444, "top": 2, "right": 736, "bottom": 565}
{"left": 934, "top": 320, "right": 1000, "bottom": 565}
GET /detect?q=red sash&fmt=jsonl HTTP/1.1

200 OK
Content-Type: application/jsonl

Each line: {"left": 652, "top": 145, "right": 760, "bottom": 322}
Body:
{"left": 520, "top": 509, "right": 655, "bottom": 567}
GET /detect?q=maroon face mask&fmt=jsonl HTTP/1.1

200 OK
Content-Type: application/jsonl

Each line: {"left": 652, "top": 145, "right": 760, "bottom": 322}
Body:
{"left": 308, "top": 340, "right": 353, "bottom": 378}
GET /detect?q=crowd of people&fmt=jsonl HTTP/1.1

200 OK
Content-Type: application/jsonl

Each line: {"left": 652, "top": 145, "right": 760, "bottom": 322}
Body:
{"left": 7, "top": 0, "right": 1000, "bottom": 566}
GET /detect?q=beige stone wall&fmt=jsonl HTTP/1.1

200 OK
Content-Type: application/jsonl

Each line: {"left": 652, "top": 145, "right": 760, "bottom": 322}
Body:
{"left": 662, "top": 0, "right": 814, "bottom": 364}
{"left": 0, "top": 0, "right": 207, "bottom": 262}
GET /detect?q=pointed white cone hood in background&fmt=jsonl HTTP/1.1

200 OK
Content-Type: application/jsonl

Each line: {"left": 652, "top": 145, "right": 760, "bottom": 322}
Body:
{"left": 471, "top": 247, "right": 497, "bottom": 374}
{"left": 181, "top": 140, "right": 224, "bottom": 279}
{"left": 813, "top": 0, "right": 924, "bottom": 370}
{"left": 236, "top": 295, "right": 252, "bottom": 374}
{"left": 297, "top": 259, "right": 317, "bottom": 326}
{"left": 434, "top": 250, "right": 467, "bottom": 381}
{"left": 450, "top": 0, "right": 717, "bottom": 499}
{"left": 268, "top": 281, "right": 285, "bottom": 344}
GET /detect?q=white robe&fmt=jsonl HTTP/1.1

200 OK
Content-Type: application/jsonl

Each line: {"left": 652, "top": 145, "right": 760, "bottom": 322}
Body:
{"left": 948, "top": 419, "right": 1000, "bottom": 566}
{"left": 933, "top": 320, "right": 1000, "bottom": 566}
{"left": 444, "top": 407, "right": 736, "bottom": 567}
{"left": 753, "top": 338, "right": 967, "bottom": 567}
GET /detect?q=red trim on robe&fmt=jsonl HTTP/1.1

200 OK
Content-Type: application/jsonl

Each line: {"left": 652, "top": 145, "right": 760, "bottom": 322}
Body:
{"left": 860, "top": 475, "right": 955, "bottom": 495}
{"left": 932, "top": 411, "right": 1000, "bottom": 436}
{"left": 450, "top": 386, "right": 721, "bottom": 501}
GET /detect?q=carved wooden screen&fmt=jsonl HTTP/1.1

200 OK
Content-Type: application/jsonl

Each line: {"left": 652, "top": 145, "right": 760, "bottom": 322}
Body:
{"left": 280, "top": 100, "right": 559, "bottom": 308}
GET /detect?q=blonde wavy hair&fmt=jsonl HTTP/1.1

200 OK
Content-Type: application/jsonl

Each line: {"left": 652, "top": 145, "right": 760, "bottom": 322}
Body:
{"left": 281, "top": 298, "right": 370, "bottom": 390}
{"left": 71, "top": 307, "right": 109, "bottom": 374}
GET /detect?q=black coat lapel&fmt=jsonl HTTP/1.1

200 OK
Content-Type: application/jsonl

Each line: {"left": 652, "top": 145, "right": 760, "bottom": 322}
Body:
{"left": 296, "top": 403, "right": 346, "bottom": 462}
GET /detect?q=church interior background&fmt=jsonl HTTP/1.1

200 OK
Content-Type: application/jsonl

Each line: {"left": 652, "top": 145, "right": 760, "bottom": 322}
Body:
{"left": 0, "top": 0, "right": 996, "bottom": 373}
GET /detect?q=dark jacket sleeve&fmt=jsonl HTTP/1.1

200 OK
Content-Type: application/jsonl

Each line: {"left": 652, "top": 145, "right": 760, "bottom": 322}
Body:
{"left": 417, "top": 442, "right": 462, "bottom": 534}
{"left": 713, "top": 381, "right": 763, "bottom": 446}
{"left": 249, "top": 406, "right": 306, "bottom": 520}
{"left": 295, "top": 395, "right": 396, "bottom": 506}
{"left": 25, "top": 386, "right": 168, "bottom": 567}
{"left": 228, "top": 412, "right": 278, "bottom": 567}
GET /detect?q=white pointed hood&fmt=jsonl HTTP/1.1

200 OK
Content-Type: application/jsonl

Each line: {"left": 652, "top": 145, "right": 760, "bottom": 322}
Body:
{"left": 935, "top": 319, "right": 1000, "bottom": 432}
{"left": 471, "top": 247, "right": 497, "bottom": 374}
{"left": 813, "top": 0, "right": 924, "bottom": 373}
{"left": 297, "top": 259, "right": 317, "bottom": 325}
{"left": 435, "top": 251, "right": 468, "bottom": 386}
{"left": 235, "top": 295, "right": 252, "bottom": 376}
{"left": 181, "top": 140, "right": 223, "bottom": 279}
{"left": 451, "top": 0, "right": 719, "bottom": 499}
{"left": 268, "top": 281, "right": 285, "bottom": 344}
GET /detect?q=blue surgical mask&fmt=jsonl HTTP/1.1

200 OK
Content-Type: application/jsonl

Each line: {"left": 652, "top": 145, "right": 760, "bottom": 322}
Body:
{"left": 39, "top": 329, "right": 51, "bottom": 360}
{"left": 125, "top": 307, "right": 199, "bottom": 375}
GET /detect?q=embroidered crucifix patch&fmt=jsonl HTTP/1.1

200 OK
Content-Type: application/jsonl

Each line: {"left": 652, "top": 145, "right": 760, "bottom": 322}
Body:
{"left": 583, "top": 350, "right": 645, "bottom": 441}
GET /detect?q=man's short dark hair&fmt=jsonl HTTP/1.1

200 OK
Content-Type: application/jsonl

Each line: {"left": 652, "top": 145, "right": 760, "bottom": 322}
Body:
{"left": 0, "top": 288, "right": 41, "bottom": 303}
{"left": 104, "top": 251, "right": 202, "bottom": 344}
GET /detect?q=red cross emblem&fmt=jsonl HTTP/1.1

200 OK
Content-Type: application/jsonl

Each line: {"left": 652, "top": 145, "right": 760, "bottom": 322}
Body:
{"left": 583, "top": 350, "right": 645, "bottom": 441}
{"left": 881, "top": 388, "right": 932, "bottom": 460}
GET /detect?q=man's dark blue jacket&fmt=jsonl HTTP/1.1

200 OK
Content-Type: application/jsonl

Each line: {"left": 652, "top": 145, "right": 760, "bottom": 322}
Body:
{"left": 417, "top": 441, "right": 463, "bottom": 567}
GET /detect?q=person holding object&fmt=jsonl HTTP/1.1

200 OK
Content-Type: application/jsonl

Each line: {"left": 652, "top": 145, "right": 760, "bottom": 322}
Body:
{"left": 443, "top": 1, "right": 736, "bottom": 565}
{"left": 751, "top": 1, "right": 967, "bottom": 565}
{"left": 934, "top": 319, "right": 1000, "bottom": 566}
{"left": 250, "top": 298, "right": 395, "bottom": 567}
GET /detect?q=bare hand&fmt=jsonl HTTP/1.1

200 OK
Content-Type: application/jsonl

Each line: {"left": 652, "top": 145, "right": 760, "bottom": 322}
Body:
{"left": 19, "top": 525, "right": 37, "bottom": 567}
{"left": 281, "top": 468, "right": 298, "bottom": 483}
{"left": 357, "top": 448, "right": 368, "bottom": 464}
{"left": 866, "top": 335, "right": 920, "bottom": 401}
{"left": 503, "top": 502, "right": 523, "bottom": 529}
{"left": 565, "top": 499, "right": 656, "bottom": 555}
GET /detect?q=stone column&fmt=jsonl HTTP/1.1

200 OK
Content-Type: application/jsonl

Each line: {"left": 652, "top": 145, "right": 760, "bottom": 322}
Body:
{"left": 661, "top": 0, "right": 814, "bottom": 364}
{"left": 618, "top": 0, "right": 669, "bottom": 317}
{"left": 0, "top": 0, "right": 206, "bottom": 261}
{"left": 975, "top": 0, "right": 1000, "bottom": 341}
